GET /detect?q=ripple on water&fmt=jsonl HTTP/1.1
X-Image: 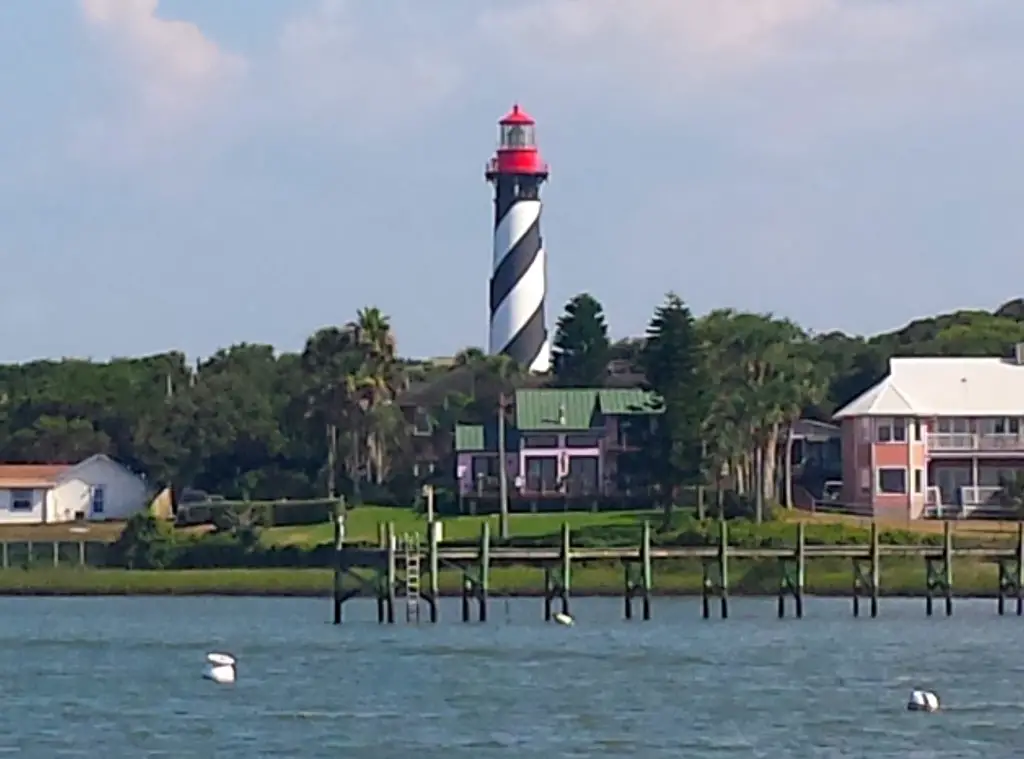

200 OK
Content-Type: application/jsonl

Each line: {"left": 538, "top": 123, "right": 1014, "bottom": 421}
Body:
{"left": 0, "top": 596, "right": 1020, "bottom": 758}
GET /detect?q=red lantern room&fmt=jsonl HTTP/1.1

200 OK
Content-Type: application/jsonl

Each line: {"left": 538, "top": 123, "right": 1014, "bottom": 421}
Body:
{"left": 485, "top": 104, "right": 549, "bottom": 180}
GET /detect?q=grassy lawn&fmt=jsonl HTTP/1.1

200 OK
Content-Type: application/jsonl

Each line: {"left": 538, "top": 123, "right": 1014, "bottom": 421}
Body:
{"left": 0, "top": 557, "right": 1007, "bottom": 597}
{"left": 261, "top": 506, "right": 661, "bottom": 547}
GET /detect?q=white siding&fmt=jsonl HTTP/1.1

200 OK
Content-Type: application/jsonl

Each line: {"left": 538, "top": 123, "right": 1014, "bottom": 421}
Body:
{"left": 0, "top": 487, "right": 50, "bottom": 524}
{"left": 53, "top": 456, "right": 149, "bottom": 522}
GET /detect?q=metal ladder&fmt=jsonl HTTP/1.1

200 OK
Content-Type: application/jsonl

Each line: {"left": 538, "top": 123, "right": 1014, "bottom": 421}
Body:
{"left": 401, "top": 533, "right": 422, "bottom": 623}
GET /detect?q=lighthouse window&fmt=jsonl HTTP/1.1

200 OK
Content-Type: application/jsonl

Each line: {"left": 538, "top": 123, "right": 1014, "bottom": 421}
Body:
{"left": 501, "top": 123, "right": 534, "bottom": 148}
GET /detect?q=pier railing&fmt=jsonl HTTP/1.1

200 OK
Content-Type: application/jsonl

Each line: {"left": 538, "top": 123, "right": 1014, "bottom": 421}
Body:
{"left": 331, "top": 520, "right": 1024, "bottom": 624}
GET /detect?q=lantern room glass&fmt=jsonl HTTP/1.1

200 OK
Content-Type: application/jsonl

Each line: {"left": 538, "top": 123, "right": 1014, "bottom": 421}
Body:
{"left": 500, "top": 123, "right": 535, "bottom": 149}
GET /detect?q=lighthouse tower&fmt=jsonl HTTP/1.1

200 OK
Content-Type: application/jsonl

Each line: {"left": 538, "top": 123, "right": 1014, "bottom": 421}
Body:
{"left": 485, "top": 104, "right": 550, "bottom": 373}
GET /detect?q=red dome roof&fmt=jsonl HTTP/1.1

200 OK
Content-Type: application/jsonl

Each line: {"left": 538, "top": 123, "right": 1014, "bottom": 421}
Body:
{"left": 499, "top": 104, "right": 535, "bottom": 126}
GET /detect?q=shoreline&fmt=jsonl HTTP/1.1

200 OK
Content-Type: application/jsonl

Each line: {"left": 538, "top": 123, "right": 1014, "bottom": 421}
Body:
{"left": 0, "top": 566, "right": 1014, "bottom": 600}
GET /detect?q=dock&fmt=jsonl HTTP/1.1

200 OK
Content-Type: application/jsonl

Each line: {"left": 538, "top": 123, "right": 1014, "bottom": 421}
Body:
{"left": 331, "top": 520, "right": 1024, "bottom": 624}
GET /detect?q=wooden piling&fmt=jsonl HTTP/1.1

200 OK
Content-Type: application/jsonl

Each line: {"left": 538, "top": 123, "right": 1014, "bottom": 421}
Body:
{"left": 1017, "top": 523, "right": 1024, "bottom": 617}
{"left": 385, "top": 522, "right": 397, "bottom": 624}
{"left": 478, "top": 522, "right": 490, "bottom": 623}
{"left": 870, "top": 521, "right": 880, "bottom": 617}
{"left": 641, "top": 520, "right": 652, "bottom": 620}
{"left": 559, "top": 522, "right": 571, "bottom": 617}
{"left": 777, "top": 523, "right": 804, "bottom": 619}
{"left": 795, "top": 522, "right": 805, "bottom": 618}
{"left": 428, "top": 520, "right": 439, "bottom": 623}
{"left": 719, "top": 520, "right": 729, "bottom": 619}
{"left": 332, "top": 501, "right": 344, "bottom": 625}
{"left": 624, "top": 521, "right": 652, "bottom": 621}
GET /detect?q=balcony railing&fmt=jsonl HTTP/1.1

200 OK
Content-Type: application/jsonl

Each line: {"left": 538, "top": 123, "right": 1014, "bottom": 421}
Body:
{"left": 924, "top": 484, "right": 1009, "bottom": 519}
{"left": 926, "top": 433, "right": 1024, "bottom": 452}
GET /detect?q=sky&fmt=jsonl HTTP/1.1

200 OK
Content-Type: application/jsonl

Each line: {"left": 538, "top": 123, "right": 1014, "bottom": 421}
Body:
{"left": 3, "top": 0, "right": 1024, "bottom": 363}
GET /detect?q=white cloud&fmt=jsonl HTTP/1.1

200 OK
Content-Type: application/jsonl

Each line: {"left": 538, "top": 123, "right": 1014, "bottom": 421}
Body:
{"left": 80, "top": 0, "right": 245, "bottom": 121}
{"left": 272, "top": 0, "right": 462, "bottom": 136}
{"left": 76, "top": 0, "right": 246, "bottom": 164}
{"left": 477, "top": 0, "right": 846, "bottom": 90}
{"left": 476, "top": 0, "right": 1022, "bottom": 150}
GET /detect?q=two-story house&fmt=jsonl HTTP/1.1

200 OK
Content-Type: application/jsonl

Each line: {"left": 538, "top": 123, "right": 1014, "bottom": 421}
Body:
{"left": 833, "top": 352, "right": 1024, "bottom": 519}
{"left": 454, "top": 388, "right": 662, "bottom": 509}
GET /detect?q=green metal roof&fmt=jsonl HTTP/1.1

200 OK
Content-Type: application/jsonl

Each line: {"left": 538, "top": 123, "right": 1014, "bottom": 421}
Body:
{"left": 514, "top": 389, "right": 598, "bottom": 430}
{"left": 454, "top": 423, "right": 520, "bottom": 452}
{"left": 454, "top": 424, "right": 484, "bottom": 451}
{"left": 597, "top": 389, "right": 663, "bottom": 415}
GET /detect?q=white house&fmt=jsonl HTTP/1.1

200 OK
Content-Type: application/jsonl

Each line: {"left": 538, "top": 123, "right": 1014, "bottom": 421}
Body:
{"left": 0, "top": 454, "right": 150, "bottom": 525}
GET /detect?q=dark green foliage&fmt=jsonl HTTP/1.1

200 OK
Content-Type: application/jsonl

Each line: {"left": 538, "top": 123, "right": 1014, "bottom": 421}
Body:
{"left": 551, "top": 293, "right": 612, "bottom": 387}
{"left": 107, "top": 513, "right": 179, "bottom": 569}
{"left": 0, "top": 296, "right": 1023, "bottom": 516}
{"left": 639, "top": 293, "right": 708, "bottom": 518}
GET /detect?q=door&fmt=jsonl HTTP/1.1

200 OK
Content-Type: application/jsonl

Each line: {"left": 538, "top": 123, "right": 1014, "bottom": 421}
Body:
{"left": 566, "top": 456, "right": 599, "bottom": 495}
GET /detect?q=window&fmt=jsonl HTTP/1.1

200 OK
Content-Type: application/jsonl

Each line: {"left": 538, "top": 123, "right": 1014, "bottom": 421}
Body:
{"left": 522, "top": 434, "right": 558, "bottom": 449}
{"left": 524, "top": 455, "right": 559, "bottom": 492}
{"left": 877, "top": 421, "right": 892, "bottom": 443}
{"left": 877, "top": 468, "right": 907, "bottom": 495}
{"left": 92, "top": 486, "right": 105, "bottom": 515}
{"left": 565, "top": 433, "right": 600, "bottom": 448}
{"left": 471, "top": 455, "right": 499, "bottom": 481}
{"left": 10, "top": 489, "right": 33, "bottom": 511}
{"left": 912, "top": 419, "right": 921, "bottom": 442}
{"left": 892, "top": 419, "right": 906, "bottom": 442}
{"left": 411, "top": 408, "right": 433, "bottom": 437}
{"left": 913, "top": 469, "right": 924, "bottom": 494}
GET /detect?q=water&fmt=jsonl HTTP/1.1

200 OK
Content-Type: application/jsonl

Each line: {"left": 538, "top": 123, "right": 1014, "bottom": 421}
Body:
{"left": 0, "top": 596, "right": 1021, "bottom": 757}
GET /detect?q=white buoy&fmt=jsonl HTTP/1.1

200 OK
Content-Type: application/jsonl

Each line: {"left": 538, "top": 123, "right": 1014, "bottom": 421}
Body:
{"left": 552, "top": 612, "right": 574, "bottom": 626}
{"left": 203, "top": 652, "right": 236, "bottom": 684}
{"left": 907, "top": 689, "right": 939, "bottom": 712}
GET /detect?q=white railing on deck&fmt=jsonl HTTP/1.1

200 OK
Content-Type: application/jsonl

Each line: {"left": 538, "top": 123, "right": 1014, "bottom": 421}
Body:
{"left": 927, "top": 433, "right": 1024, "bottom": 452}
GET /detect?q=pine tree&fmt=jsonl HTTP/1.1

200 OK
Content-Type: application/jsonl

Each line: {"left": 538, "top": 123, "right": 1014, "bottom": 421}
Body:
{"left": 640, "top": 293, "right": 708, "bottom": 523}
{"left": 551, "top": 293, "right": 611, "bottom": 387}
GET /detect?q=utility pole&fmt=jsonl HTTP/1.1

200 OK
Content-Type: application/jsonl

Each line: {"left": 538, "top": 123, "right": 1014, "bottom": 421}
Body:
{"left": 497, "top": 393, "right": 510, "bottom": 540}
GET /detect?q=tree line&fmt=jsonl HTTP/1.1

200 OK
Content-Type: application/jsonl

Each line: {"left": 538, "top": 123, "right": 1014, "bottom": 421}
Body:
{"left": 3, "top": 296, "right": 1024, "bottom": 514}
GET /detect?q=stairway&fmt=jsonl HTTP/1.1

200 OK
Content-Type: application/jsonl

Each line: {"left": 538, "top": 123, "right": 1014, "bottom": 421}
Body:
{"left": 400, "top": 533, "right": 422, "bottom": 623}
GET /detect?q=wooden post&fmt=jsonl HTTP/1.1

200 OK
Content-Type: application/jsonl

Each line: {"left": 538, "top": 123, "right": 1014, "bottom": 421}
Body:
{"left": 332, "top": 500, "right": 345, "bottom": 624}
{"left": 943, "top": 520, "right": 953, "bottom": 617}
{"left": 795, "top": 522, "right": 805, "bottom": 618}
{"left": 478, "top": 521, "right": 490, "bottom": 623}
{"left": 1017, "top": 522, "right": 1024, "bottom": 617}
{"left": 385, "top": 522, "right": 397, "bottom": 624}
{"left": 559, "top": 522, "right": 571, "bottom": 617}
{"left": 870, "top": 521, "right": 880, "bottom": 618}
{"left": 52, "top": 542, "right": 59, "bottom": 568}
{"left": 641, "top": 520, "right": 652, "bottom": 620}
{"left": 78, "top": 540, "right": 85, "bottom": 568}
{"left": 624, "top": 561, "right": 633, "bottom": 621}
{"left": 428, "top": 520, "right": 440, "bottom": 623}
{"left": 719, "top": 520, "right": 729, "bottom": 619}
{"left": 543, "top": 569, "right": 553, "bottom": 621}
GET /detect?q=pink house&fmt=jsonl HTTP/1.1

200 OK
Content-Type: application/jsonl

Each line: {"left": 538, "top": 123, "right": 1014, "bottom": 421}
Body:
{"left": 833, "top": 353, "right": 1024, "bottom": 519}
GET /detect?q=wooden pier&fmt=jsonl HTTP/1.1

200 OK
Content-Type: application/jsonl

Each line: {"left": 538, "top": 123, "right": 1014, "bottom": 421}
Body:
{"left": 331, "top": 520, "right": 1024, "bottom": 624}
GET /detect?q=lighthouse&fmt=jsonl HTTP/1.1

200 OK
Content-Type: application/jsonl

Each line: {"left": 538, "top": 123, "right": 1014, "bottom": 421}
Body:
{"left": 486, "top": 104, "right": 550, "bottom": 372}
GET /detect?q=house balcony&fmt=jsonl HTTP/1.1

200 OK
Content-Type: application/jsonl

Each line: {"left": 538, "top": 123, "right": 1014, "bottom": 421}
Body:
{"left": 926, "top": 433, "right": 1024, "bottom": 454}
